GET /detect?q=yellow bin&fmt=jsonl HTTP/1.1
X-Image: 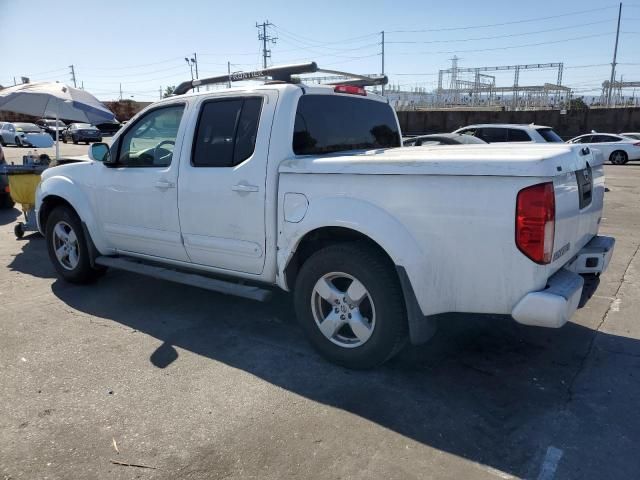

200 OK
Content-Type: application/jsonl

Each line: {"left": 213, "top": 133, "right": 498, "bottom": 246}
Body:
{"left": 8, "top": 173, "right": 41, "bottom": 209}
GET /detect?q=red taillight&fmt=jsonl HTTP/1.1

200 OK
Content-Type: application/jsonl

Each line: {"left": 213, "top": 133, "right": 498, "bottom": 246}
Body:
{"left": 516, "top": 182, "right": 555, "bottom": 264}
{"left": 334, "top": 85, "right": 367, "bottom": 96}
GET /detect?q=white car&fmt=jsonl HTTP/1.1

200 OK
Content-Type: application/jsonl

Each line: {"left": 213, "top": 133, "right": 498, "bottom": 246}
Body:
{"left": 567, "top": 133, "right": 640, "bottom": 165}
{"left": 35, "top": 63, "right": 614, "bottom": 368}
{"left": 0, "top": 122, "right": 54, "bottom": 148}
{"left": 453, "top": 124, "right": 564, "bottom": 144}
{"left": 620, "top": 132, "right": 640, "bottom": 141}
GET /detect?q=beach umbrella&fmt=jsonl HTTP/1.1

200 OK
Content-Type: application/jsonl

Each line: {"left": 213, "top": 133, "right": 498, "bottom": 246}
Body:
{"left": 0, "top": 82, "right": 115, "bottom": 161}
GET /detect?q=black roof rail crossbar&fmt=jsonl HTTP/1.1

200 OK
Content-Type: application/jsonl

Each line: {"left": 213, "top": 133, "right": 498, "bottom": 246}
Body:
{"left": 173, "top": 62, "right": 388, "bottom": 95}
{"left": 315, "top": 68, "right": 388, "bottom": 87}
{"left": 174, "top": 62, "right": 318, "bottom": 95}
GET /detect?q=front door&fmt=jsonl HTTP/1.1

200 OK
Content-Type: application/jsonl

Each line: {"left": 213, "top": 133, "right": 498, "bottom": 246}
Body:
{"left": 95, "top": 102, "right": 189, "bottom": 262}
{"left": 177, "top": 92, "right": 277, "bottom": 275}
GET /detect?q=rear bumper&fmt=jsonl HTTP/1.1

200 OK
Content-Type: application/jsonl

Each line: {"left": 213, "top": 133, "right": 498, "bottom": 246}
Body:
{"left": 511, "top": 235, "right": 615, "bottom": 328}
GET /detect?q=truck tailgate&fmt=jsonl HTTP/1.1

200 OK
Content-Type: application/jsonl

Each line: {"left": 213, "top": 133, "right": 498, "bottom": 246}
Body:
{"left": 551, "top": 147, "right": 604, "bottom": 272}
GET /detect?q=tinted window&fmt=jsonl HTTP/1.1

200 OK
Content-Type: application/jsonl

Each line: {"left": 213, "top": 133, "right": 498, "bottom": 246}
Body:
{"left": 507, "top": 129, "right": 532, "bottom": 142}
{"left": 593, "top": 135, "right": 620, "bottom": 143}
{"left": 536, "top": 128, "right": 563, "bottom": 143}
{"left": 572, "top": 135, "right": 591, "bottom": 144}
{"left": 477, "top": 128, "right": 508, "bottom": 143}
{"left": 293, "top": 95, "right": 400, "bottom": 155}
{"left": 117, "top": 104, "right": 185, "bottom": 167}
{"left": 192, "top": 97, "right": 262, "bottom": 167}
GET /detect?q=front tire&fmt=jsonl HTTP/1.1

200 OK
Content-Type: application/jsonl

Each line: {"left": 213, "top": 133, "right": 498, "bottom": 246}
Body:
{"left": 45, "top": 206, "right": 102, "bottom": 283}
{"left": 610, "top": 150, "right": 628, "bottom": 165}
{"left": 294, "top": 243, "right": 408, "bottom": 369}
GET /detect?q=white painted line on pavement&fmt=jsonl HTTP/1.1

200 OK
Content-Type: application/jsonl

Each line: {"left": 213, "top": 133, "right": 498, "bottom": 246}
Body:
{"left": 611, "top": 298, "right": 621, "bottom": 312}
{"left": 537, "top": 446, "right": 564, "bottom": 480}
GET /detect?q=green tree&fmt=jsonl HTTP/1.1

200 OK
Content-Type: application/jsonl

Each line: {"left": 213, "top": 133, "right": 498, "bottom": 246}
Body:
{"left": 569, "top": 97, "right": 588, "bottom": 110}
{"left": 163, "top": 86, "right": 176, "bottom": 98}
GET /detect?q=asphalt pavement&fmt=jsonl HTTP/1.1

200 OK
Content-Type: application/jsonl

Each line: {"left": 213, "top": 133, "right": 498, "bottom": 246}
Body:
{"left": 0, "top": 148, "right": 639, "bottom": 480}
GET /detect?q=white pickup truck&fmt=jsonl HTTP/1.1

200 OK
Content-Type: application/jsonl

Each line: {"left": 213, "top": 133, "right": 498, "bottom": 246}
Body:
{"left": 35, "top": 63, "right": 614, "bottom": 368}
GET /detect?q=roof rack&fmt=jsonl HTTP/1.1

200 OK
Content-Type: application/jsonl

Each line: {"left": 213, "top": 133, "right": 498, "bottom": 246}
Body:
{"left": 173, "top": 62, "right": 388, "bottom": 95}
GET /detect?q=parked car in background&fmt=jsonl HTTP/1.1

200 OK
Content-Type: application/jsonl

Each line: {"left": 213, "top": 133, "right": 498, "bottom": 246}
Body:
{"left": 0, "top": 144, "right": 14, "bottom": 208}
{"left": 620, "top": 132, "right": 640, "bottom": 141}
{"left": 453, "top": 124, "right": 564, "bottom": 143}
{"left": 0, "top": 122, "right": 53, "bottom": 147}
{"left": 404, "top": 133, "right": 487, "bottom": 146}
{"left": 35, "top": 118, "right": 67, "bottom": 139}
{"left": 567, "top": 133, "right": 640, "bottom": 165}
{"left": 62, "top": 123, "right": 103, "bottom": 144}
{"left": 96, "top": 121, "right": 122, "bottom": 136}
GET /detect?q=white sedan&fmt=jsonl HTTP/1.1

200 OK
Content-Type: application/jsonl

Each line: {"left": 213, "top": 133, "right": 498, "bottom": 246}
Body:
{"left": 567, "top": 133, "right": 640, "bottom": 165}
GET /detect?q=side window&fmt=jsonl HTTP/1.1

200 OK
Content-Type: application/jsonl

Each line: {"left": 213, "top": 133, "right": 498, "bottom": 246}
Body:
{"left": 596, "top": 135, "right": 619, "bottom": 143}
{"left": 458, "top": 128, "right": 476, "bottom": 136}
{"left": 478, "top": 128, "right": 508, "bottom": 143}
{"left": 507, "top": 129, "right": 532, "bottom": 142}
{"left": 192, "top": 97, "right": 262, "bottom": 167}
{"left": 117, "top": 104, "right": 185, "bottom": 167}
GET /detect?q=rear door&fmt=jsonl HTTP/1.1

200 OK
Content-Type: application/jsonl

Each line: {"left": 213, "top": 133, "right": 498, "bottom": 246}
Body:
{"left": 177, "top": 92, "right": 277, "bottom": 274}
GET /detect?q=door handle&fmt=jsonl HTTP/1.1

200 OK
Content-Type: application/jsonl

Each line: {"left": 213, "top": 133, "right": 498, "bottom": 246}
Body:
{"left": 232, "top": 183, "right": 259, "bottom": 193}
{"left": 154, "top": 180, "right": 176, "bottom": 189}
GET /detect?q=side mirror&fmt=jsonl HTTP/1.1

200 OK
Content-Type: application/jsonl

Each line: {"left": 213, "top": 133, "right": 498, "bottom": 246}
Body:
{"left": 89, "top": 142, "right": 111, "bottom": 163}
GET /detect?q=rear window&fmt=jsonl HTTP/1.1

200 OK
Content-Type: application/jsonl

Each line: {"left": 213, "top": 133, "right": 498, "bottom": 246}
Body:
{"left": 536, "top": 128, "right": 563, "bottom": 143}
{"left": 293, "top": 95, "right": 400, "bottom": 155}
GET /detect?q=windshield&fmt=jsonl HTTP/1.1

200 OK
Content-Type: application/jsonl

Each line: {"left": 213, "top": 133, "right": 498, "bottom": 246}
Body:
{"left": 536, "top": 128, "right": 564, "bottom": 143}
{"left": 15, "top": 123, "right": 41, "bottom": 133}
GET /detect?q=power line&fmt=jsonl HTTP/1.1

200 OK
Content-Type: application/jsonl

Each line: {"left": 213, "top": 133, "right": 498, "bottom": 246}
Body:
{"left": 391, "top": 32, "right": 614, "bottom": 55}
{"left": 387, "top": 5, "right": 617, "bottom": 33}
{"left": 386, "top": 19, "right": 615, "bottom": 44}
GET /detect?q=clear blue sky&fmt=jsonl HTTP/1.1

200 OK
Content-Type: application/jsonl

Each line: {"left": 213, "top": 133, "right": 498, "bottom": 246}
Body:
{"left": 2, "top": 0, "right": 639, "bottom": 100}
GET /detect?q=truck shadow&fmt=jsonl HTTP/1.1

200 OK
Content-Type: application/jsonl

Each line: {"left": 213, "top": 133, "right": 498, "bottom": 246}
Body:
{"left": 0, "top": 206, "right": 20, "bottom": 226}
{"left": 47, "top": 268, "right": 640, "bottom": 478}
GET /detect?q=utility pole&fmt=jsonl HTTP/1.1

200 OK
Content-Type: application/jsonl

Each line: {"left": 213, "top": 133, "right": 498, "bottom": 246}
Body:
{"left": 227, "top": 61, "right": 231, "bottom": 88}
{"left": 381, "top": 30, "right": 385, "bottom": 96}
{"left": 160, "top": 86, "right": 163, "bottom": 99}
{"left": 69, "top": 65, "right": 77, "bottom": 88}
{"left": 119, "top": 83, "right": 123, "bottom": 101}
{"left": 193, "top": 52, "right": 199, "bottom": 92}
{"left": 256, "top": 20, "right": 277, "bottom": 69}
{"left": 607, "top": 2, "right": 622, "bottom": 107}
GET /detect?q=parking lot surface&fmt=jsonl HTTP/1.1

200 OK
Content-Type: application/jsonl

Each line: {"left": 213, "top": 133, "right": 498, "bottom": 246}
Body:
{"left": 1, "top": 147, "right": 639, "bottom": 479}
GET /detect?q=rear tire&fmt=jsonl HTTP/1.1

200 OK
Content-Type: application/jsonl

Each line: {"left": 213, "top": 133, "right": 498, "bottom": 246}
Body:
{"left": 45, "top": 206, "right": 102, "bottom": 283}
{"left": 294, "top": 243, "right": 408, "bottom": 369}
{"left": 610, "top": 150, "right": 628, "bottom": 165}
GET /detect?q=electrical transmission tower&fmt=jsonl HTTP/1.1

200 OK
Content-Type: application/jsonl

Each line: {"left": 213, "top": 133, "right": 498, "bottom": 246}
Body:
{"left": 256, "top": 20, "right": 277, "bottom": 69}
{"left": 69, "top": 65, "right": 77, "bottom": 88}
